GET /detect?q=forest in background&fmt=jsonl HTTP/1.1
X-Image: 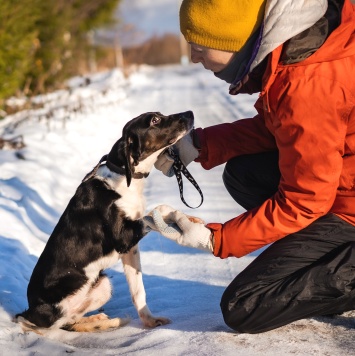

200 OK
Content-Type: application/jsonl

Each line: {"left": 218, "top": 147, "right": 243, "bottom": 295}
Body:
{"left": 0, "top": 0, "right": 121, "bottom": 105}
{"left": 0, "top": 1, "right": 183, "bottom": 113}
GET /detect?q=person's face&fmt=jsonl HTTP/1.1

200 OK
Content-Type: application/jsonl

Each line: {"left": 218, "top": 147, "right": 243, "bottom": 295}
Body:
{"left": 189, "top": 42, "right": 235, "bottom": 72}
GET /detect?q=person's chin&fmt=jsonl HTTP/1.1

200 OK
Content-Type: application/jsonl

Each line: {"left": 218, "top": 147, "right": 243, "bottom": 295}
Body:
{"left": 202, "top": 63, "right": 214, "bottom": 72}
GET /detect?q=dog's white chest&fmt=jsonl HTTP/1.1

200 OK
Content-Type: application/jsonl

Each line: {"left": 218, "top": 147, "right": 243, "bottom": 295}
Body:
{"left": 114, "top": 179, "right": 145, "bottom": 220}
{"left": 98, "top": 167, "right": 145, "bottom": 220}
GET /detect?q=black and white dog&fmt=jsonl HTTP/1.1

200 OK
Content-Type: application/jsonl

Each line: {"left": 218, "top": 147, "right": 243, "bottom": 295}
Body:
{"left": 16, "top": 110, "right": 194, "bottom": 333}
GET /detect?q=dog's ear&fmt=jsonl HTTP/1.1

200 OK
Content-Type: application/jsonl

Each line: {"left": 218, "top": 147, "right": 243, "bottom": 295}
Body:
{"left": 124, "top": 133, "right": 141, "bottom": 187}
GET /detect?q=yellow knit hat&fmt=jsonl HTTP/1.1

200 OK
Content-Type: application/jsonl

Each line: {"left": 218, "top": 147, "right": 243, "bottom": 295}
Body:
{"left": 180, "top": 0, "right": 266, "bottom": 52}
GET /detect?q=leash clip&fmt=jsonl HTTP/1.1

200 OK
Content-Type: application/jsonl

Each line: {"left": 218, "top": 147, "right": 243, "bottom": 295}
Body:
{"left": 168, "top": 147, "right": 204, "bottom": 209}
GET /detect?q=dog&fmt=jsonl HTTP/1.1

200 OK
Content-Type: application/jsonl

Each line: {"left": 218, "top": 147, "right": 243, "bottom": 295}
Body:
{"left": 15, "top": 110, "right": 194, "bottom": 333}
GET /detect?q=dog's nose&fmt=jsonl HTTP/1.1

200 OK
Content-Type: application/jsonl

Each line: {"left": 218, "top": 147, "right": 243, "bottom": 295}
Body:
{"left": 178, "top": 110, "right": 194, "bottom": 120}
{"left": 169, "top": 111, "right": 194, "bottom": 123}
{"left": 180, "top": 110, "right": 194, "bottom": 120}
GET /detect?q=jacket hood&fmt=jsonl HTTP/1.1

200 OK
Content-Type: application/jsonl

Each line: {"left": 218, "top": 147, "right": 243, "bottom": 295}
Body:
{"left": 298, "top": 0, "right": 355, "bottom": 64}
{"left": 250, "top": 0, "right": 328, "bottom": 72}
{"left": 230, "top": 0, "right": 355, "bottom": 94}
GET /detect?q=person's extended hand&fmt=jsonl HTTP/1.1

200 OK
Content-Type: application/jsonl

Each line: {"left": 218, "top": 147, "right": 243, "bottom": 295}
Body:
{"left": 143, "top": 205, "right": 213, "bottom": 252}
{"left": 154, "top": 132, "right": 199, "bottom": 177}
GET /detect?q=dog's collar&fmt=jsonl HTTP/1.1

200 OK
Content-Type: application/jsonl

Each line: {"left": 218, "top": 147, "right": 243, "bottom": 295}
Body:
{"left": 82, "top": 154, "right": 149, "bottom": 183}
{"left": 105, "top": 158, "right": 149, "bottom": 179}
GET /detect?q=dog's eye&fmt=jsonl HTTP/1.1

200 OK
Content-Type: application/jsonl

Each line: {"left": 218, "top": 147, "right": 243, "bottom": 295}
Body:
{"left": 151, "top": 116, "right": 161, "bottom": 125}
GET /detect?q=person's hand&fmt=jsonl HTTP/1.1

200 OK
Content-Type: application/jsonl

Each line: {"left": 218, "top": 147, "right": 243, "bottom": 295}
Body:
{"left": 154, "top": 131, "right": 199, "bottom": 177}
{"left": 143, "top": 205, "right": 213, "bottom": 252}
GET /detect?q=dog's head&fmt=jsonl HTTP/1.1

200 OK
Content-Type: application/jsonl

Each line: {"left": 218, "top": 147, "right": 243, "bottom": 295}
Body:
{"left": 108, "top": 111, "right": 194, "bottom": 186}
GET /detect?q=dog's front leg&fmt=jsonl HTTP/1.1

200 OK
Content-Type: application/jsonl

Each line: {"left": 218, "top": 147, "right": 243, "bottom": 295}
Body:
{"left": 121, "top": 245, "right": 170, "bottom": 328}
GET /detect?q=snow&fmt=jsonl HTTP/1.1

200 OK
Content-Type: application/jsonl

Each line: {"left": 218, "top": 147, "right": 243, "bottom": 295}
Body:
{"left": 0, "top": 64, "right": 354, "bottom": 355}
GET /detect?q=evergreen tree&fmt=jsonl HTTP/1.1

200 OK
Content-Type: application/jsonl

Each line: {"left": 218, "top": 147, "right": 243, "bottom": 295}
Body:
{"left": 29, "top": 0, "right": 121, "bottom": 93}
{"left": 0, "top": 0, "right": 41, "bottom": 100}
{"left": 0, "top": 0, "right": 121, "bottom": 103}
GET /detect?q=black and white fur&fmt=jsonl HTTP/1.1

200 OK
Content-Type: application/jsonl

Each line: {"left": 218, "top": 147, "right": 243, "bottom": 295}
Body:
{"left": 16, "top": 110, "right": 194, "bottom": 333}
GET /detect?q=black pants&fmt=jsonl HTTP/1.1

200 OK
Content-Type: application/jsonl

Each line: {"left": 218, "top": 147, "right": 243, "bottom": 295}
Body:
{"left": 221, "top": 152, "right": 355, "bottom": 333}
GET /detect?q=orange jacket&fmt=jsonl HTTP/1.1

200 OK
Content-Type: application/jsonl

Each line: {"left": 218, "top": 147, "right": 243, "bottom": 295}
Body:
{"left": 196, "top": 0, "right": 355, "bottom": 258}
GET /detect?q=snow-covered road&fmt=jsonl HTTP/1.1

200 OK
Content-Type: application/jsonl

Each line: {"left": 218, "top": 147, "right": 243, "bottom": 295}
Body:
{"left": 0, "top": 64, "right": 354, "bottom": 355}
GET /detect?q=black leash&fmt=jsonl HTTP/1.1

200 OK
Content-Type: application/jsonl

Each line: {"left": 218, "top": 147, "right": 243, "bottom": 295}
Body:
{"left": 168, "top": 147, "right": 204, "bottom": 209}
{"left": 82, "top": 149, "right": 203, "bottom": 208}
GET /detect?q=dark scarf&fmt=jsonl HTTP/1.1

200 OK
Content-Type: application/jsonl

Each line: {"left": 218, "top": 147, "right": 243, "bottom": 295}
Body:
{"left": 214, "top": 27, "right": 262, "bottom": 84}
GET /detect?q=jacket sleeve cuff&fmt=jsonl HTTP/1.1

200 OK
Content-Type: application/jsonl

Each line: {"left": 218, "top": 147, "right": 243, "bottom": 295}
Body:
{"left": 206, "top": 223, "right": 223, "bottom": 258}
{"left": 193, "top": 128, "right": 208, "bottom": 163}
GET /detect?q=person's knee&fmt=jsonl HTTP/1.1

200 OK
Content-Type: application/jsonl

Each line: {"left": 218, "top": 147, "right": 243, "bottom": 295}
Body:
{"left": 220, "top": 288, "right": 261, "bottom": 334}
{"left": 220, "top": 297, "right": 241, "bottom": 332}
{"left": 222, "top": 158, "right": 248, "bottom": 206}
{"left": 222, "top": 157, "right": 260, "bottom": 210}
{"left": 222, "top": 159, "right": 240, "bottom": 190}
{"left": 220, "top": 296, "right": 259, "bottom": 334}
{"left": 223, "top": 156, "right": 245, "bottom": 182}
{"left": 222, "top": 153, "right": 280, "bottom": 210}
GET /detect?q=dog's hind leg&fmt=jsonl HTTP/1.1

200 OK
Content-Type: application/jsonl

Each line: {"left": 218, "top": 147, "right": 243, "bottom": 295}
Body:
{"left": 65, "top": 314, "right": 130, "bottom": 332}
{"left": 63, "top": 274, "right": 129, "bottom": 332}
{"left": 122, "top": 245, "right": 170, "bottom": 328}
{"left": 82, "top": 274, "right": 113, "bottom": 313}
